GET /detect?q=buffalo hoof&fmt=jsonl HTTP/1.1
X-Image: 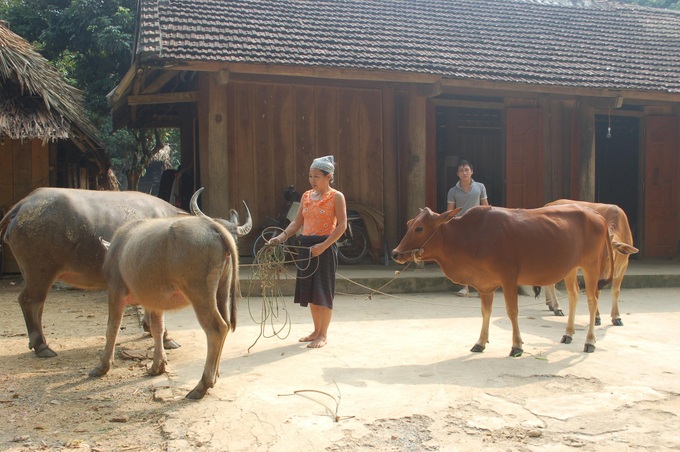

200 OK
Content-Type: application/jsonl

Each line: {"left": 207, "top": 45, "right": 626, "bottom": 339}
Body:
{"left": 509, "top": 347, "right": 523, "bottom": 357}
{"left": 613, "top": 318, "right": 623, "bottom": 326}
{"left": 561, "top": 335, "right": 573, "bottom": 344}
{"left": 554, "top": 309, "right": 564, "bottom": 317}
{"left": 163, "top": 339, "right": 181, "bottom": 350}
{"left": 470, "top": 344, "right": 485, "bottom": 353}
{"left": 34, "top": 344, "right": 58, "bottom": 358}
{"left": 583, "top": 343, "right": 596, "bottom": 353}
{"left": 595, "top": 316, "right": 601, "bottom": 326}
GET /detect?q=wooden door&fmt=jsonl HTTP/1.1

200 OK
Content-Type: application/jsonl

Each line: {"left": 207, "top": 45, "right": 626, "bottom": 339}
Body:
{"left": 506, "top": 108, "right": 544, "bottom": 208}
{"left": 644, "top": 116, "right": 679, "bottom": 257}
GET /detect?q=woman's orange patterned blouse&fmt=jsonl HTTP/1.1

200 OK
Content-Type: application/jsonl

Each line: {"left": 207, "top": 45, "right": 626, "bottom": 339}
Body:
{"left": 301, "top": 189, "right": 337, "bottom": 236}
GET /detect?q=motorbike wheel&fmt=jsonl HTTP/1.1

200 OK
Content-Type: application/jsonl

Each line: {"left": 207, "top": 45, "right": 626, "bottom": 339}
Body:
{"left": 337, "top": 224, "right": 369, "bottom": 265}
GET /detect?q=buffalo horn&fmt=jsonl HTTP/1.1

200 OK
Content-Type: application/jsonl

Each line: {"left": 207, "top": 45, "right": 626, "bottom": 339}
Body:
{"left": 190, "top": 188, "right": 209, "bottom": 219}
{"left": 190, "top": 188, "right": 252, "bottom": 237}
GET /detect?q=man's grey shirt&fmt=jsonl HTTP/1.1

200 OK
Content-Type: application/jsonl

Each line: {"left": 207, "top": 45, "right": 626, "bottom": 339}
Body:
{"left": 447, "top": 180, "right": 488, "bottom": 217}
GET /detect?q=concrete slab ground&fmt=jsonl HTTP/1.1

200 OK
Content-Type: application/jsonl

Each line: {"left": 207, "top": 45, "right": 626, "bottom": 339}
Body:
{"left": 1, "top": 259, "right": 678, "bottom": 451}
{"left": 152, "top": 285, "right": 680, "bottom": 451}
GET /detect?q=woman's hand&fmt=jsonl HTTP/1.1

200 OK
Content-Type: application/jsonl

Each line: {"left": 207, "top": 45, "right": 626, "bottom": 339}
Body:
{"left": 310, "top": 243, "right": 327, "bottom": 257}
{"left": 268, "top": 234, "right": 286, "bottom": 245}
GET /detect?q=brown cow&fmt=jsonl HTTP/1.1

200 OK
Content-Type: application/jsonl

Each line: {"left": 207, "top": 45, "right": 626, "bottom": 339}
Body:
{"left": 90, "top": 189, "right": 241, "bottom": 399}
{"left": 392, "top": 205, "right": 613, "bottom": 356}
{"left": 543, "top": 200, "right": 639, "bottom": 326}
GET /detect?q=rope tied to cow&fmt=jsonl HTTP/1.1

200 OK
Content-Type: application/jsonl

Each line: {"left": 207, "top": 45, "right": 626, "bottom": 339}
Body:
{"left": 245, "top": 231, "right": 561, "bottom": 350}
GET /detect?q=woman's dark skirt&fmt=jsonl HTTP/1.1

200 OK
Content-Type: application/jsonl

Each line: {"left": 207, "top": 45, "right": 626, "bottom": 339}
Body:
{"left": 294, "top": 235, "right": 337, "bottom": 309}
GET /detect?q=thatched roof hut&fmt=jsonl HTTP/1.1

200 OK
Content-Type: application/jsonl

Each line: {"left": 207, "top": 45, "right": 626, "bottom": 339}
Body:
{"left": 0, "top": 20, "right": 116, "bottom": 191}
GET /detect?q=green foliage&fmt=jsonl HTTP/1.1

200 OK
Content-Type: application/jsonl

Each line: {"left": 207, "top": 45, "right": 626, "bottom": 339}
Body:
{"left": 0, "top": 0, "right": 179, "bottom": 189}
{"left": 619, "top": 0, "right": 680, "bottom": 10}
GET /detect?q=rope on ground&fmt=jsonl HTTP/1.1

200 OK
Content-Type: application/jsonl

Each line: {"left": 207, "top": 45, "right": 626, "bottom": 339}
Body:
{"left": 278, "top": 380, "right": 354, "bottom": 422}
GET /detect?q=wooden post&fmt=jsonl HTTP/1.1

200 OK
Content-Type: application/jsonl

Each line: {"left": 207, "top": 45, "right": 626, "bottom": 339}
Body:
{"left": 197, "top": 72, "right": 230, "bottom": 218}
{"left": 405, "top": 89, "right": 428, "bottom": 218}
{"left": 578, "top": 98, "right": 595, "bottom": 201}
{"left": 382, "top": 87, "right": 399, "bottom": 254}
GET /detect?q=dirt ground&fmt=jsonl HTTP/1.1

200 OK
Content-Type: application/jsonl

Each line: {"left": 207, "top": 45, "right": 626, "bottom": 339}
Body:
{"left": 1, "top": 274, "right": 679, "bottom": 451}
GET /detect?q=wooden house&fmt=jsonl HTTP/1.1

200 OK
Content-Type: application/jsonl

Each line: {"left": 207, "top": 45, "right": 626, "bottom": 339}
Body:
{"left": 109, "top": 0, "right": 680, "bottom": 258}
{"left": 0, "top": 22, "right": 116, "bottom": 272}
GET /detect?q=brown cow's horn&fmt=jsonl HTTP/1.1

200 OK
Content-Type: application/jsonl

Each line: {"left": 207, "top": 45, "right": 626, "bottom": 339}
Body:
{"left": 190, "top": 187, "right": 209, "bottom": 219}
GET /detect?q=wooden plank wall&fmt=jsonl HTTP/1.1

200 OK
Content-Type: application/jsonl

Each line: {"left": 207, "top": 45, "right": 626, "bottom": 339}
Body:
{"left": 225, "top": 80, "right": 385, "bottom": 253}
{"left": 1, "top": 139, "right": 49, "bottom": 273}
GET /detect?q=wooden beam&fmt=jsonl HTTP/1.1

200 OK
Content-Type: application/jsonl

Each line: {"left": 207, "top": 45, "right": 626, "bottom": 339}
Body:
{"left": 441, "top": 78, "right": 680, "bottom": 103}
{"left": 143, "top": 60, "right": 441, "bottom": 84}
{"left": 142, "top": 70, "right": 179, "bottom": 95}
{"left": 431, "top": 98, "right": 506, "bottom": 109}
{"left": 128, "top": 91, "right": 198, "bottom": 105}
{"left": 149, "top": 60, "right": 680, "bottom": 102}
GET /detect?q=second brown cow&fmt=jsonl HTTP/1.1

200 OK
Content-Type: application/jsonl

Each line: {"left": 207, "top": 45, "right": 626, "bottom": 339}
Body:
{"left": 543, "top": 199, "right": 639, "bottom": 326}
{"left": 392, "top": 204, "right": 613, "bottom": 356}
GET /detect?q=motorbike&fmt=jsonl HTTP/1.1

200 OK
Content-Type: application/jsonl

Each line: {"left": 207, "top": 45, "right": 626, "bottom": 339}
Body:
{"left": 252, "top": 186, "right": 369, "bottom": 265}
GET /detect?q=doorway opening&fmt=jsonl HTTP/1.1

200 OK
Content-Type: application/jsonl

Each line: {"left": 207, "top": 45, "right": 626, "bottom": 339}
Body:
{"left": 595, "top": 114, "right": 640, "bottom": 248}
{"left": 435, "top": 107, "right": 503, "bottom": 212}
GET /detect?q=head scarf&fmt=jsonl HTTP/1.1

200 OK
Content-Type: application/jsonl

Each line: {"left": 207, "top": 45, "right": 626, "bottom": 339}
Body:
{"left": 310, "top": 155, "right": 335, "bottom": 175}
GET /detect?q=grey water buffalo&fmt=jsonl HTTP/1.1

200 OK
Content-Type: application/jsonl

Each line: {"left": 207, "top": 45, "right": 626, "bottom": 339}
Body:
{"left": 0, "top": 187, "right": 251, "bottom": 358}
{"left": 90, "top": 189, "right": 242, "bottom": 399}
{"left": 392, "top": 205, "right": 613, "bottom": 356}
{"left": 543, "top": 200, "right": 639, "bottom": 325}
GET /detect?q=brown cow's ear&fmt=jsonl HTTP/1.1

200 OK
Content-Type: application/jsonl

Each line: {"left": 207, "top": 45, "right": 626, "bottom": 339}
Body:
{"left": 441, "top": 209, "right": 459, "bottom": 222}
{"left": 612, "top": 241, "right": 639, "bottom": 255}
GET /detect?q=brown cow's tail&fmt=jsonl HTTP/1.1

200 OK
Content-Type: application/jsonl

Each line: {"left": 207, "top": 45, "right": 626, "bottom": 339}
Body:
{"left": 598, "top": 226, "right": 615, "bottom": 290}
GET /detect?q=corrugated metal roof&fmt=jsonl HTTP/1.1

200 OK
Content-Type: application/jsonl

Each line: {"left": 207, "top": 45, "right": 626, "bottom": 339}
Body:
{"left": 136, "top": 0, "right": 680, "bottom": 93}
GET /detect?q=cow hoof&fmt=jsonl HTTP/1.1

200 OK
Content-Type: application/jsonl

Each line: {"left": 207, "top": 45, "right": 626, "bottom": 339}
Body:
{"left": 613, "top": 318, "right": 623, "bottom": 326}
{"left": 547, "top": 303, "right": 554, "bottom": 312}
{"left": 470, "top": 344, "right": 485, "bottom": 353}
{"left": 163, "top": 339, "right": 181, "bottom": 350}
{"left": 554, "top": 309, "right": 564, "bottom": 317}
{"left": 561, "top": 335, "right": 573, "bottom": 344}
{"left": 34, "top": 344, "right": 58, "bottom": 358}
{"left": 148, "top": 363, "right": 167, "bottom": 376}
{"left": 583, "top": 343, "right": 596, "bottom": 353}
{"left": 509, "top": 347, "right": 523, "bottom": 357}
{"left": 595, "top": 316, "right": 601, "bottom": 326}
{"left": 89, "top": 366, "right": 108, "bottom": 378}
{"left": 186, "top": 387, "right": 208, "bottom": 400}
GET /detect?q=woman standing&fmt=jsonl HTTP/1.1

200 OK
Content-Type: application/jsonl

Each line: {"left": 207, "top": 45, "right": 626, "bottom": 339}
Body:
{"left": 271, "top": 155, "right": 347, "bottom": 348}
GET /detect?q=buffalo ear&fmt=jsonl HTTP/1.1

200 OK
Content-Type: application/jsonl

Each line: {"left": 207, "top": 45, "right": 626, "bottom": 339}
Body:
{"left": 99, "top": 237, "right": 111, "bottom": 250}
